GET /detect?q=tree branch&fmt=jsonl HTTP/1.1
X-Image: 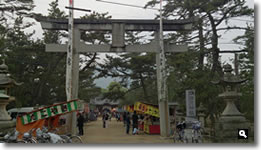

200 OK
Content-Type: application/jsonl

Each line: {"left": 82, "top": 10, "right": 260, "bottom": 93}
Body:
{"left": 216, "top": 26, "right": 254, "bottom": 31}
{"left": 215, "top": 4, "right": 239, "bottom": 26}
{"left": 219, "top": 50, "right": 248, "bottom": 53}
{"left": 81, "top": 53, "right": 97, "bottom": 72}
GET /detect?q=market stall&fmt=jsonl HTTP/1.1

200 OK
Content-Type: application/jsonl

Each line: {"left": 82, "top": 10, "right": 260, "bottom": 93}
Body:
{"left": 133, "top": 102, "right": 160, "bottom": 134}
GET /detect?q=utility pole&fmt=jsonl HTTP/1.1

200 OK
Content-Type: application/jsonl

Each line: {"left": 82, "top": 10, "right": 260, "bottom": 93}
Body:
{"left": 65, "top": 2, "right": 91, "bottom": 135}
{"left": 156, "top": 0, "right": 170, "bottom": 137}
{"left": 66, "top": 0, "right": 77, "bottom": 135}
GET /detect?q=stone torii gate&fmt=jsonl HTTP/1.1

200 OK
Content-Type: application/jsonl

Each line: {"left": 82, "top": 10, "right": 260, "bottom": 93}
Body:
{"left": 36, "top": 17, "right": 195, "bottom": 137}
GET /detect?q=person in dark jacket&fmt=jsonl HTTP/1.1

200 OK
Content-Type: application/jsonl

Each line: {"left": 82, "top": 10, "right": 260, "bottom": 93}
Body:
{"left": 102, "top": 112, "right": 109, "bottom": 128}
{"left": 132, "top": 111, "right": 138, "bottom": 134}
{"left": 126, "top": 112, "right": 131, "bottom": 134}
{"left": 77, "top": 113, "right": 84, "bottom": 136}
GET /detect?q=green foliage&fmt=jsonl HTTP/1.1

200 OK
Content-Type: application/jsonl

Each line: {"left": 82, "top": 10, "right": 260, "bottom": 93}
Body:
{"left": 1, "top": 0, "right": 103, "bottom": 108}
{"left": 47, "top": 0, "right": 67, "bottom": 19}
{"left": 101, "top": 81, "right": 127, "bottom": 102}
{"left": 1, "top": 0, "right": 69, "bottom": 107}
{"left": 98, "top": 52, "right": 158, "bottom": 105}
{"left": 234, "top": 25, "right": 254, "bottom": 122}
{"left": 80, "top": 12, "right": 111, "bottom": 44}
{"left": 0, "top": 0, "right": 34, "bottom": 25}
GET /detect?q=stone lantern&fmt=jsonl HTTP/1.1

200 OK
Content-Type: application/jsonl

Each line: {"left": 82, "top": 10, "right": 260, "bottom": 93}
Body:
{"left": 0, "top": 60, "right": 22, "bottom": 130}
{"left": 212, "top": 63, "right": 251, "bottom": 143}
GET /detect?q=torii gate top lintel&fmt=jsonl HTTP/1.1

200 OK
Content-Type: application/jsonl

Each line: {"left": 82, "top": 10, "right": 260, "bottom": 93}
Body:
{"left": 35, "top": 16, "right": 197, "bottom": 31}
{"left": 36, "top": 16, "right": 197, "bottom": 53}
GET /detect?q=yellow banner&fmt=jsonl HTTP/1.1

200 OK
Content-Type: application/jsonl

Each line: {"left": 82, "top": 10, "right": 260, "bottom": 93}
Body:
{"left": 124, "top": 105, "right": 134, "bottom": 112}
{"left": 134, "top": 102, "right": 159, "bottom": 118}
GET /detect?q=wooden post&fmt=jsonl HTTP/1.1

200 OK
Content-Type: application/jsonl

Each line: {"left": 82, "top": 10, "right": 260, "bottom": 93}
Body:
{"left": 66, "top": 0, "right": 77, "bottom": 135}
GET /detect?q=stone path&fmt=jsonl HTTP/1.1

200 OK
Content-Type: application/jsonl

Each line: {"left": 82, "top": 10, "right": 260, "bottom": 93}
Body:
{"left": 80, "top": 117, "right": 173, "bottom": 144}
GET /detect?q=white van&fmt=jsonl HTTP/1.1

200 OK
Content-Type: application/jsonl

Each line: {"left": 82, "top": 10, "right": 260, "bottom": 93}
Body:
{"left": 7, "top": 107, "right": 34, "bottom": 120}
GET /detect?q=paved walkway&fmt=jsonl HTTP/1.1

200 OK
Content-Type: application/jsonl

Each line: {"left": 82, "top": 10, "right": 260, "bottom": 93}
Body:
{"left": 80, "top": 117, "right": 173, "bottom": 144}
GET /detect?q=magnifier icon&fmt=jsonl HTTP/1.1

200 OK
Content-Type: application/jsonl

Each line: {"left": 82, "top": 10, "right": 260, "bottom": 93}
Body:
{"left": 239, "top": 130, "right": 247, "bottom": 138}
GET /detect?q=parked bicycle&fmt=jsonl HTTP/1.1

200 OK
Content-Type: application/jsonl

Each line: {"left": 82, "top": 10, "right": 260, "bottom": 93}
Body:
{"left": 0, "top": 127, "right": 83, "bottom": 144}
{"left": 191, "top": 121, "right": 203, "bottom": 143}
{"left": 36, "top": 127, "right": 83, "bottom": 143}
{"left": 60, "top": 134, "right": 83, "bottom": 143}
{"left": 173, "top": 121, "right": 187, "bottom": 143}
{"left": 35, "top": 127, "right": 52, "bottom": 143}
{"left": 51, "top": 128, "right": 83, "bottom": 143}
{"left": 21, "top": 129, "right": 37, "bottom": 143}
{"left": 0, "top": 129, "right": 25, "bottom": 143}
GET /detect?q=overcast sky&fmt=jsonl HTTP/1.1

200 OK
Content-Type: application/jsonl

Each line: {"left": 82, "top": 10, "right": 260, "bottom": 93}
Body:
{"left": 33, "top": 0, "right": 158, "bottom": 19}
{"left": 32, "top": 0, "right": 254, "bottom": 18}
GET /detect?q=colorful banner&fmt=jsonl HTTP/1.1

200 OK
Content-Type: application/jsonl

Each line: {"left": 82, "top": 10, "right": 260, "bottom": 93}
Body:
{"left": 126, "top": 105, "right": 134, "bottom": 112}
{"left": 21, "top": 99, "right": 78, "bottom": 125}
{"left": 134, "top": 102, "right": 159, "bottom": 118}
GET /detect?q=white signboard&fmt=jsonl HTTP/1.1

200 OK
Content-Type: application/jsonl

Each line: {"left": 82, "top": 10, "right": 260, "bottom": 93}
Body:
{"left": 186, "top": 89, "right": 196, "bottom": 117}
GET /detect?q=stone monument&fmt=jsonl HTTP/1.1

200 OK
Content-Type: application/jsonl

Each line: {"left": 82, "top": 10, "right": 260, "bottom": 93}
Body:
{"left": 184, "top": 89, "right": 198, "bottom": 142}
{"left": 213, "top": 63, "right": 252, "bottom": 143}
{"left": 0, "top": 60, "right": 22, "bottom": 133}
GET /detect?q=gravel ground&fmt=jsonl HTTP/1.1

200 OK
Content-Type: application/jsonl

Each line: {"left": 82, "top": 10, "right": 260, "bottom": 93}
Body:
{"left": 80, "top": 117, "right": 174, "bottom": 144}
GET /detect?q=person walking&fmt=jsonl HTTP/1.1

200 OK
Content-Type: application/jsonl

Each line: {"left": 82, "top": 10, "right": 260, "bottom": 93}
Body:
{"left": 77, "top": 113, "right": 84, "bottom": 136}
{"left": 102, "top": 112, "right": 109, "bottom": 128}
{"left": 132, "top": 111, "right": 138, "bottom": 134}
{"left": 126, "top": 112, "right": 131, "bottom": 134}
{"left": 108, "top": 112, "right": 112, "bottom": 121}
{"left": 116, "top": 112, "right": 120, "bottom": 121}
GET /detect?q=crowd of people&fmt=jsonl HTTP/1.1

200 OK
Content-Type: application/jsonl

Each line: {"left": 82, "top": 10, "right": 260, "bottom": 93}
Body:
{"left": 122, "top": 111, "right": 139, "bottom": 135}
{"left": 99, "top": 110, "right": 146, "bottom": 135}
{"left": 76, "top": 109, "right": 148, "bottom": 136}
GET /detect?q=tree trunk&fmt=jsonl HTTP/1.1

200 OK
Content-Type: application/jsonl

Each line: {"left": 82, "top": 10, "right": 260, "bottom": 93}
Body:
{"left": 139, "top": 73, "right": 148, "bottom": 101}
{"left": 208, "top": 13, "right": 222, "bottom": 75}
{"left": 35, "top": 53, "right": 66, "bottom": 104}
{"left": 198, "top": 18, "right": 205, "bottom": 71}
